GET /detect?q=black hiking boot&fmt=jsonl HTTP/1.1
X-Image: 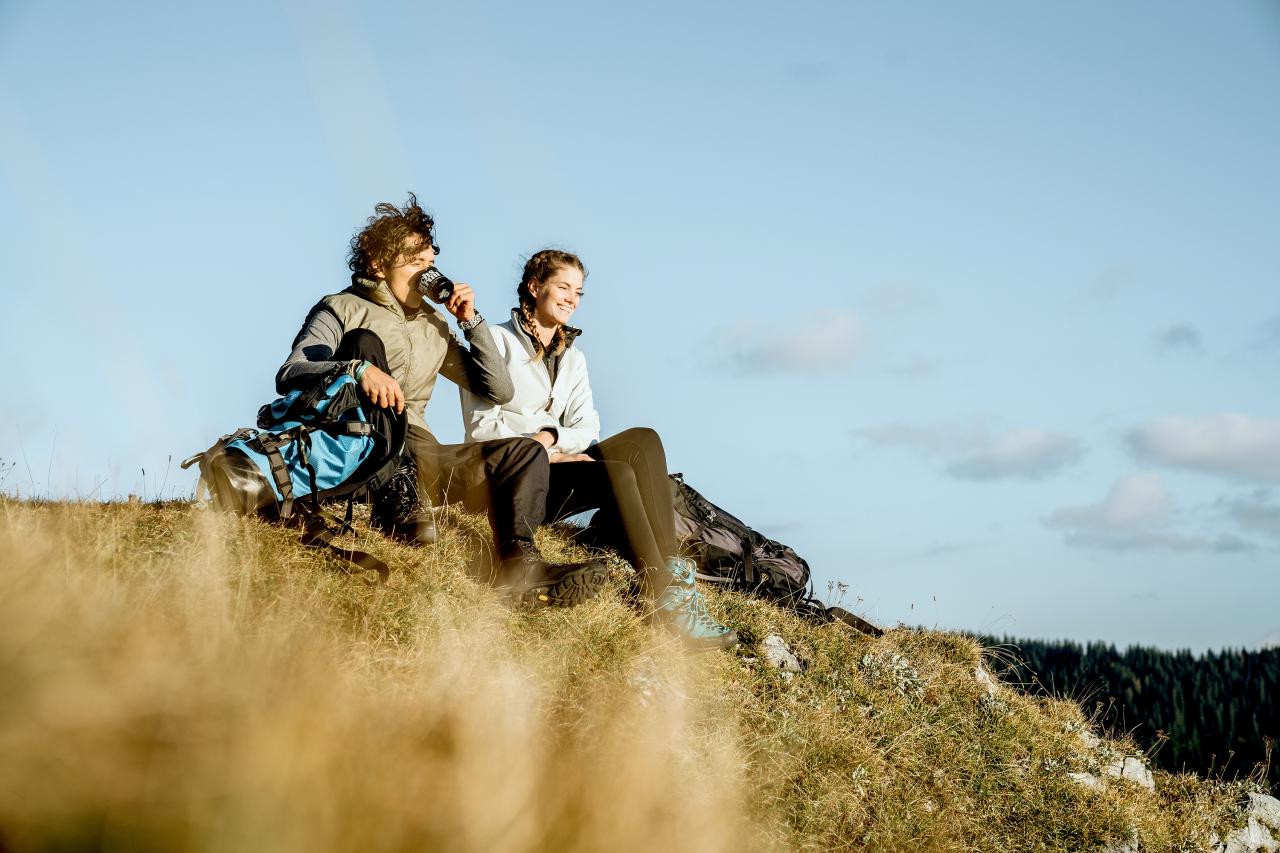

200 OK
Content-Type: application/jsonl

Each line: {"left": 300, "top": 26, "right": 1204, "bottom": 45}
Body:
{"left": 369, "top": 455, "right": 437, "bottom": 545}
{"left": 495, "top": 541, "right": 609, "bottom": 607}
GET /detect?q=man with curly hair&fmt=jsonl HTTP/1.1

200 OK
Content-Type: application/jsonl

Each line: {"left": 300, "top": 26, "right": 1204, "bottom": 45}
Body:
{"left": 276, "top": 193, "right": 607, "bottom": 606}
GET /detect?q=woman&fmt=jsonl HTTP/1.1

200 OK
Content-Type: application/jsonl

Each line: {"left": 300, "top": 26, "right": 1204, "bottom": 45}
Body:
{"left": 459, "top": 249, "right": 737, "bottom": 651}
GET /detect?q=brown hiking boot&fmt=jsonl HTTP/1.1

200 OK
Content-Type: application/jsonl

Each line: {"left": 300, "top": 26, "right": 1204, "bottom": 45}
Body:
{"left": 494, "top": 541, "right": 609, "bottom": 607}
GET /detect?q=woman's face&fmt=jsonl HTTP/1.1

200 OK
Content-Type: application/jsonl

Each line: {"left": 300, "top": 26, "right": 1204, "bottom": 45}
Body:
{"left": 530, "top": 265, "right": 584, "bottom": 327}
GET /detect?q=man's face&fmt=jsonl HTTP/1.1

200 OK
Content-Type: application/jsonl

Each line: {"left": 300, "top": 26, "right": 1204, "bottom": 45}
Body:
{"left": 377, "top": 240, "right": 436, "bottom": 310}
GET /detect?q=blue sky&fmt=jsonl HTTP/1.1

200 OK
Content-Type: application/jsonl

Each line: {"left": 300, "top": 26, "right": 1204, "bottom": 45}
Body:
{"left": 2, "top": 1, "right": 1278, "bottom": 651}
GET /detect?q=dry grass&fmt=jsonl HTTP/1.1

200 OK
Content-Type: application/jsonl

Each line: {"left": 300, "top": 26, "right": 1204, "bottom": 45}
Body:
{"left": 0, "top": 499, "right": 1264, "bottom": 851}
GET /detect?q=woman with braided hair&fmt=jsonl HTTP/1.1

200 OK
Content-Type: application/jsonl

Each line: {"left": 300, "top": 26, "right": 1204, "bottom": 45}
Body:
{"left": 459, "top": 249, "right": 738, "bottom": 651}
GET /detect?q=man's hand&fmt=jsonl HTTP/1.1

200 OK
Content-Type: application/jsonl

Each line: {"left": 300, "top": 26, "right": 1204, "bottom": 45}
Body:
{"left": 360, "top": 364, "right": 405, "bottom": 413}
{"left": 531, "top": 430, "right": 556, "bottom": 450}
{"left": 549, "top": 452, "right": 593, "bottom": 463}
{"left": 445, "top": 282, "right": 476, "bottom": 324}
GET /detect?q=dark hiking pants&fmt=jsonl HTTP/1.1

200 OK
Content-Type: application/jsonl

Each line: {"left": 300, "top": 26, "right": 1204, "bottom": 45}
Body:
{"left": 336, "top": 329, "right": 549, "bottom": 553}
{"left": 545, "top": 427, "right": 677, "bottom": 576}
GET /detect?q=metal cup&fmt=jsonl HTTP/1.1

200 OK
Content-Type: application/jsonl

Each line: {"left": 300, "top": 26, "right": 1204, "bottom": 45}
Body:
{"left": 418, "top": 268, "right": 455, "bottom": 304}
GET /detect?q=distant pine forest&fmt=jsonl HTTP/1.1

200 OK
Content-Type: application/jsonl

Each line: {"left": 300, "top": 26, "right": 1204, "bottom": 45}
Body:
{"left": 974, "top": 635, "right": 1279, "bottom": 787}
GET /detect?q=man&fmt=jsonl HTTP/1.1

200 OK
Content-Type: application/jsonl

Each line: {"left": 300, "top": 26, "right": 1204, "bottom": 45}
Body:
{"left": 276, "top": 193, "right": 606, "bottom": 606}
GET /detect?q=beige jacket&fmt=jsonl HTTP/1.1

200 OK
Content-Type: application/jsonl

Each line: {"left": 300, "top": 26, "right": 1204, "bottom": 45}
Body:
{"left": 278, "top": 276, "right": 512, "bottom": 435}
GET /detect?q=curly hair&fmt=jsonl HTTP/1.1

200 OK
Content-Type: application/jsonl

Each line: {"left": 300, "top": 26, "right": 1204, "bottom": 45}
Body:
{"left": 347, "top": 192, "right": 440, "bottom": 279}
{"left": 516, "top": 249, "right": 587, "bottom": 359}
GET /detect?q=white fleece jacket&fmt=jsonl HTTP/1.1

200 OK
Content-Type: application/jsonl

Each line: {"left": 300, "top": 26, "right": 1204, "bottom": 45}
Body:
{"left": 458, "top": 313, "right": 601, "bottom": 455}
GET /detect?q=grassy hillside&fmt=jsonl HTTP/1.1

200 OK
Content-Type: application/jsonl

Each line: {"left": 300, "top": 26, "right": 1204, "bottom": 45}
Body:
{"left": 0, "top": 498, "right": 1273, "bottom": 852}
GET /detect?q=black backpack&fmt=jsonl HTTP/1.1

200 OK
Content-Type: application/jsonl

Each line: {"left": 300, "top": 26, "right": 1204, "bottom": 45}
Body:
{"left": 669, "top": 473, "right": 811, "bottom": 603}
{"left": 668, "top": 473, "right": 882, "bottom": 636}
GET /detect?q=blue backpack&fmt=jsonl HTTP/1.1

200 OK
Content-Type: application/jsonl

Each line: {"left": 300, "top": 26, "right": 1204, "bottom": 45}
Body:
{"left": 182, "top": 367, "right": 405, "bottom": 579}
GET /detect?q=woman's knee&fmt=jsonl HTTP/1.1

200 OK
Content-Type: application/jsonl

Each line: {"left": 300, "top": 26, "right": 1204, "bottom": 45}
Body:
{"left": 600, "top": 460, "right": 639, "bottom": 494}
{"left": 612, "top": 426, "right": 663, "bottom": 454}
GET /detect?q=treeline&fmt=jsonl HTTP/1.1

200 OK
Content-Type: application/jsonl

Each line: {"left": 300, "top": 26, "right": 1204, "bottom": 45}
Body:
{"left": 974, "top": 635, "right": 1279, "bottom": 786}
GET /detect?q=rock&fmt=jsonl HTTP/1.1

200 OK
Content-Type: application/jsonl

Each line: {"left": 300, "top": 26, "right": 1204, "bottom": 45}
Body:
{"left": 762, "top": 635, "right": 802, "bottom": 672}
{"left": 1102, "top": 826, "right": 1140, "bottom": 853}
{"left": 1103, "top": 756, "right": 1155, "bottom": 790}
{"left": 1251, "top": 793, "right": 1280, "bottom": 832}
{"left": 1078, "top": 729, "right": 1102, "bottom": 751}
{"left": 1068, "top": 771, "right": 1105, "bottom": 792}
{"left": 974, "top": 664, "right": 999, "bottom": 696}
{"left": 1221, "top": 818, "right": 1278, "bottom": 853}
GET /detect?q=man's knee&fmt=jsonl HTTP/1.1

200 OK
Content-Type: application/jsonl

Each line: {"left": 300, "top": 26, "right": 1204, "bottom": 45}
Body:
{"left": 335, "top": 329, "right": 389, "bottom": 367}
{"left": 486, "top": 436, "right": 548, "bottom": 475}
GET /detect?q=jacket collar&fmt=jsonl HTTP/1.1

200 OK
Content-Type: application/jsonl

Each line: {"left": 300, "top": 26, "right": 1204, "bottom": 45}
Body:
{"left": 350, "top": 275, "right": 427, "bottom": 319}
{"left": 507, "top": 307, "right": 581, "bottom": 357}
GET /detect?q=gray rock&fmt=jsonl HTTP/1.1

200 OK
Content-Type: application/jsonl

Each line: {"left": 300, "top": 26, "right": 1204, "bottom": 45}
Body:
{"left": 1103, "top": 841, "right": 1139, "bottom": 853}
{"left": 1102, "top": 827, "right": 1140, "bottom": 853}
{"left": 975, "top": 664, "right": 999, "bottom": 696}
{"left": 1068, "top": 771, "right": 1105, "bottom": 792}
{"left": 762, "top": 635, "right": 802, "bottom": 672}
{"left": 1078, "top": 729, "right": 1102, "bottom": 751}
{"left": 1251, "top": 793, "right": 1280, "bottom": 832}
{"left": 1103, "top": 756, "right": 1155, "bottom": 790}
{"left": 1221, "top": 818, "right": 1278, "bottom": 853}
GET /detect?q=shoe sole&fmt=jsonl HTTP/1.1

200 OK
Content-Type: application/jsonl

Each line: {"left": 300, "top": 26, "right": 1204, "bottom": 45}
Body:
{"left": 517, "top": 564, "right": 609, "bottom": 608}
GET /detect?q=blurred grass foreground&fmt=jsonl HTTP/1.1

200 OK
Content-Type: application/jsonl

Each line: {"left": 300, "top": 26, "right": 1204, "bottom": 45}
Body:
{"left": 0, "top": 498, "right": 1273, "bottom": 852}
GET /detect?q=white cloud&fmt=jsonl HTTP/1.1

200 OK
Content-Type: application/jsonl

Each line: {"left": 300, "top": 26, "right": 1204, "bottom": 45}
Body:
{"left": 947, "top": 429, "right": 1085, "bottom": 481}
{"left": 714, "top": 309, "right": 865, "bottom": 374}
{"left": 854, "top": 419, "right": 1084, "bottom": 481}
{"left": 1153, "top": 324, "right": 1203, "bottom": 354}
{"left": 854, "top": 421, "right": 974, "bottom": 455}
{"left": 1127, "top": 414, "right": 1280, "bottom": 482}
{"left": 1046, "top": 473, "right": 1256, "bottom": 553}
{"left": 1050, "top": 473, "right": 1170, "bottom": 530}
{"left": 1219, "top": 489, "right": 1280, "bottom": 540}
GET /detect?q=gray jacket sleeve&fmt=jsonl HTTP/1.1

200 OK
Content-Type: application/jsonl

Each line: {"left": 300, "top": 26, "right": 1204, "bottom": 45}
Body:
{"left": 275, "top": 303, "right": 354, "bottom": 394}
{"left": 439, "top": 319, "right": 515, "bottom": 405}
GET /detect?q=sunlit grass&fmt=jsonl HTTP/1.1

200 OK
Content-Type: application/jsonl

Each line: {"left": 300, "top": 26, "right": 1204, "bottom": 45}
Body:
{"left": 0, "top": 498, "right": 1264, "bottom": 851}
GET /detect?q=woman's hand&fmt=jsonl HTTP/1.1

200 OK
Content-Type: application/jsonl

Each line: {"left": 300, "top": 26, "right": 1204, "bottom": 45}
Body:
{"left": 445, "top": 282, "right": 475, "bottom": 323}
{"left": 359, "top": 364, "right": 405, "bottom": 413}
{"left": 549, "top": 452, "right": 593, "bottom": 463}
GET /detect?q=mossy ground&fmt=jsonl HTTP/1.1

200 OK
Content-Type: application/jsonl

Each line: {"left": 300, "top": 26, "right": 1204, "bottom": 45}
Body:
{"left": 0, "top": 499, "right": 1265, "bottom": 851}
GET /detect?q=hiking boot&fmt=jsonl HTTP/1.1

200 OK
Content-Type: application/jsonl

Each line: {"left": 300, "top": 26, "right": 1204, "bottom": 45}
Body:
{"left": 369, "top": 455, "right": 437, "bottom": 545}
{"left": 495, "top": 540, "right": 609, "bottom": 607}
{"left": 651, "top": 557, "right": 739, "bottom": 652}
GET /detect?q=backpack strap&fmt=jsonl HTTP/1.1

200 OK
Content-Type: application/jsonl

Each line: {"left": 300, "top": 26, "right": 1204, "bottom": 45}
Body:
{"left": 341, "top": 494, "right": 356, "bottom": 536}
{"left": 823, "top": 605, "right": 884, "bottom": 637}
{"left": 294, "top": 428, "right": 322, "bottom": 513}
{"left": 249, "top": 431, "right": 298, "bottom": 518}
{"left": 297, "top": 507, "right": 390, "bottom": 584}
{"left": 308, "top": 420, "right": 374, "bottom": 438}
{"left": 740, "top": 539, "right": 758, "bottom": 588}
